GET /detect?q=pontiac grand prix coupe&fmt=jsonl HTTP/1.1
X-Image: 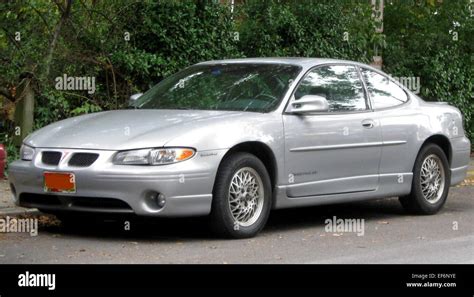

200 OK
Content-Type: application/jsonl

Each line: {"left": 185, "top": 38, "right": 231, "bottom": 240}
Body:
{"left": 8, "top": 58, "right": 471, "bottom": 238}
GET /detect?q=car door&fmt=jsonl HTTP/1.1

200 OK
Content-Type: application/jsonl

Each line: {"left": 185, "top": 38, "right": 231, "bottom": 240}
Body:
{"left": 283, "top": 64, "right": 382, "bottom": 197}
{"left": 360, "top": 67, "right": 417, "bottom": 181}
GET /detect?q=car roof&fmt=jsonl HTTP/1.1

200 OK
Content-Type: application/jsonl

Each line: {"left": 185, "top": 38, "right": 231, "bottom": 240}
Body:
{"left": 197, "top": 57, "right": 375, "bottom": 70}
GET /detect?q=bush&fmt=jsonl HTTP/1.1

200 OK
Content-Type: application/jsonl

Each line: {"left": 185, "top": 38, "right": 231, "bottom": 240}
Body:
{"left": 384, "top": 0, "right": 474, "bottom": 140}
{"left": 237, "top": 0, "right": 375, "bottom": 62}
{"left": 111, "top": 0, "right": 242, "bottom": 92}
{"left": 1, "top": 0, "right": 473, "bottom": 165}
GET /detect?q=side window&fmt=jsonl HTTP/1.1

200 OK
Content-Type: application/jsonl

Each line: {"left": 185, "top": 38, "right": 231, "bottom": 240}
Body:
{"left": 294, "top": 65, "right": 367, "bottom": 112}
{"left": 361, "top": 69, "right": 408, "bottom": 109}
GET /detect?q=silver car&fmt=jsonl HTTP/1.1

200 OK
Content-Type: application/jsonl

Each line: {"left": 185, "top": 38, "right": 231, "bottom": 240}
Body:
{"left": 8, "top": 58, "right": 471, "bottom": 238}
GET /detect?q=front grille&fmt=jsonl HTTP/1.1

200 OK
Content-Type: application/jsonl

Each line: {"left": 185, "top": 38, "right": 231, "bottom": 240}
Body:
{"left": 68, "top": 153, "right": 99, "bottom": 167}
{"left": 42, "top": 151, "right": 62, "bottom": 165}
{"left": 20, "top": 193, "right": 61, "bottom": 206}
{"left": 71, "top": 196, "right": 131, "bottom": 209}
{"left": 19, "top": 193, "right": 133, "bottom": 212}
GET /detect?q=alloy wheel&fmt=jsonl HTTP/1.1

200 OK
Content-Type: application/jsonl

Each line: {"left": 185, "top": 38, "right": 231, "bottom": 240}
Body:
{"left": 420, "top": 154, "right": 446, "bottom": 204}
{"left": 228, "top": 167, "right": 265, "bottom": 227}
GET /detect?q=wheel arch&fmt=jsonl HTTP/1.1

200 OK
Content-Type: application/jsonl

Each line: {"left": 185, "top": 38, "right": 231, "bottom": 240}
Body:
{"left": 218, "top": 141, "right": 278, "bottom": 193}
{"left": 419, "top": 134, "right": 452, "bottom": 166}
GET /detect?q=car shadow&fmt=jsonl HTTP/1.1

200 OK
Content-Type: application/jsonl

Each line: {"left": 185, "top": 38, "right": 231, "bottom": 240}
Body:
{"left": 266, "top": 197, "right": 406, "bottom": 233}
{"left": 38, "top": 197, "right": 407, "bottom": 241}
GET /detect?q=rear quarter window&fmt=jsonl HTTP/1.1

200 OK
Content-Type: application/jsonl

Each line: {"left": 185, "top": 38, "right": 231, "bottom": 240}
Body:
{"left": 361, "top": 69, "right": 408, "bottom": 109}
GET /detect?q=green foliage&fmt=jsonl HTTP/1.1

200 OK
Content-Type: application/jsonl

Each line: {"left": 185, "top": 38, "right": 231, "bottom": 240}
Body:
{"left": 70, "top": 102, "right": 102, "bottom": 117}
{"left": 0, "top": 0, "right": 473, "bottom": 157}
{"left": 237, "top": 0, "right": 375, "bottom": 61}
{"left": 111, "top": 0, "right": 241, "bottom": 91}
{"left": 34, "top": 90, "right": 70, "bottom": 129}
{"left": 384, "top": 0, "right": 474, "bottom": 140}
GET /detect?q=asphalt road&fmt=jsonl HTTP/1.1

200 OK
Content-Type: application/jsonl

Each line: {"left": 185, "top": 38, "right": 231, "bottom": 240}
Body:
{"left": 0, "top": 180, "right": 473, "bottom": 264}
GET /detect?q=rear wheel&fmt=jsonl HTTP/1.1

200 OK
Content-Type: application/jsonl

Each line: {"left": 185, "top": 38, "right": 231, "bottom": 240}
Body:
{"left": 210, "top": 153, "right": 272, "bottom": 238}
{"left": 399, "top": 143, "right": 450, "bottom": 214}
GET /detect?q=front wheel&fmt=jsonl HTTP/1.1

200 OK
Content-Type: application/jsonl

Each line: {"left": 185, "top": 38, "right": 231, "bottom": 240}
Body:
{"left": 210, "top": 153, "right": 272, "bottom": 238}
{"left": 399, "top": 143, "right": 450, "bottom": 214}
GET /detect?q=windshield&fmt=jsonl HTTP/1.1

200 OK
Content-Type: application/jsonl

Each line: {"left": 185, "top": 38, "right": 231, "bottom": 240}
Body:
{"left": 135, "top": 63, "right": 301, "bottom": 112}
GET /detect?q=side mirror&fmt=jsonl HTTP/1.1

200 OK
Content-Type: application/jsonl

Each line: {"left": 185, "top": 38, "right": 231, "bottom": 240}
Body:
{"left": 129, "top": 93, "right": 143, "bottom": 107}
{"left": 286, "top": 95, "right": 329, "bottom": 114}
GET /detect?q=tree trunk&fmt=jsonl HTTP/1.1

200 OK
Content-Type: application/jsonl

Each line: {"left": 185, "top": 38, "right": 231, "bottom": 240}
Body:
{"left": 13, "top": 78, "right": 35, "bottom": 146}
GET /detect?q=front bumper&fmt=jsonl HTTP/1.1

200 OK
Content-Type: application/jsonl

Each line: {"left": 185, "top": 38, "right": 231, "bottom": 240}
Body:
{"left": 8, "top": 148, "right": 225, "bottom": 217}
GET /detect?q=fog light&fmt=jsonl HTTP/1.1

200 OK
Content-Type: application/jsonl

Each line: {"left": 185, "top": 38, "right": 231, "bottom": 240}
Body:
{"left": 149, "top": 192, "right": 166, "bottom": 209}
{"left": 157, "top": 193, "right": 166, "bottom": 208}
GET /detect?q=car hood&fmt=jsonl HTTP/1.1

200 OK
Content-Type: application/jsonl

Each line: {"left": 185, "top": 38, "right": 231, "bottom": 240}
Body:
{"left": 24, "top": 109, "right": 244, "bottom": 150}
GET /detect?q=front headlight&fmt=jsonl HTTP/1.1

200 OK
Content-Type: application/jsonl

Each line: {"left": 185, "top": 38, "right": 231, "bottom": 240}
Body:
{"left": 113, "top": 148, "right": 195, "bottom": 165}
{"left": 20, "top": 144, "right": 35, "bottom": 161}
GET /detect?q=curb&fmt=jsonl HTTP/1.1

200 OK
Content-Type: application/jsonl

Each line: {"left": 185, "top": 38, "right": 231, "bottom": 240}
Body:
{"left": 0, "top": 207, "right": 41, "bottom": 217}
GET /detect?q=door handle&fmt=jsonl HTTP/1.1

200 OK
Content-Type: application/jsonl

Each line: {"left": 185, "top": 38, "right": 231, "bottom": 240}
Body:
{"left": 362, "top": 119, "right": 375, "bottom": 129}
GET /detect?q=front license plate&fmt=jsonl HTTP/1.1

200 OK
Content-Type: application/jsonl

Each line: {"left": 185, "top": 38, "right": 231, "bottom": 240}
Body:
{"left": 43, "top": 172, "right": 76, "bottom": 193}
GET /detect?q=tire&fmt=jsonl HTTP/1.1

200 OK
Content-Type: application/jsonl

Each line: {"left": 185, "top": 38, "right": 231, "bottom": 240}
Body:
{"left": 210, "top": 152, "right": 272, "bottom": 238}
{"left": 399, "top": 143, "right": 450, "bottom": 215}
